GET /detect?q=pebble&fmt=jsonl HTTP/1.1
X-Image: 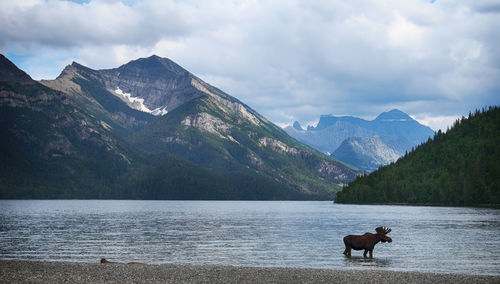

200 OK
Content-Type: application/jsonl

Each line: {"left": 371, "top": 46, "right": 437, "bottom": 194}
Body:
{"left": 1, "top": 260, "right": 498, "bottom": 283}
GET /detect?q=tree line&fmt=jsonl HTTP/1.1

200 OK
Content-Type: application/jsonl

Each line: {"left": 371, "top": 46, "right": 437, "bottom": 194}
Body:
{"left": 336, "top": 106, "right": 500, "bottom": 206}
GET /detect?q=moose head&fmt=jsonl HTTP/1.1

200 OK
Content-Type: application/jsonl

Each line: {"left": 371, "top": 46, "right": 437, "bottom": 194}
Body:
{"left": 376, "top": 227, "right": 392, "bottom": 243}
{"left": 343, "top": 226, "right": 392, "bottom": 258}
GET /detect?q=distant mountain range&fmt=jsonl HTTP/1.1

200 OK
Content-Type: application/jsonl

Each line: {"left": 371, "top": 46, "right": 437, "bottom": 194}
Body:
{"left": 284, "top": 109, "right": 435, "bottom": 172}
{"left": 0, "top": 54, "right": 358, "bottom": 200}
{"left": 336, "top": 106, "right": 500, "bottom": 206}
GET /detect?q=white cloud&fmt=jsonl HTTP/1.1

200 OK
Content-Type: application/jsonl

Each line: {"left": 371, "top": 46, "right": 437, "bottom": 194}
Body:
{"left": 387, "top": 12, "right": 425, "bottom": 48}
{"left": 1, "top": 0, "right": 499, "bottom": 127}
{"left": 449, "top": 39, "right": 483, "bottom": 63}
{"left": 413, "top": 114, "right": 460, "bottom": 132}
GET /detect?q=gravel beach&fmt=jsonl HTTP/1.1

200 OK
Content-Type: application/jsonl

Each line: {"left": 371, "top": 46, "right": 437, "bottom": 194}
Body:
{"left": 1, "top": 260, "right": 498, "bottom": 283}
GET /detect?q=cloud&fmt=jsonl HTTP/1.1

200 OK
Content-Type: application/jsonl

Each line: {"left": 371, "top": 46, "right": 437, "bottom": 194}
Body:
{"left": 1, "top": 0, "right": 499, "bottom": 131}
{"left": 413, "top": 114, "right": 460, "bottom": 132}
{"left": 387, "top": 12, "right": 425, "bottom": 47}
{"left": 5, "top": 1, "right": 197, "bottom": 47}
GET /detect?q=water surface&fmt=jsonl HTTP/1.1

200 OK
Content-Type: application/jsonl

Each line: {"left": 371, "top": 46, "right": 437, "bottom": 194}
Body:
{"left": 1, "top": 200, "right": 499, "bottom": 275}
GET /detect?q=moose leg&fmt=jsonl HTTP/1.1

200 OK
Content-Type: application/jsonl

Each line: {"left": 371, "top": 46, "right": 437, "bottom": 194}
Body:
{"left": 369, "top": 249, "right": 373, "bottom": 258}
{"left": 343, "top": 245, "right": 351, "bottom": 256}
{"left": 363, "top": 249, "right": 368, "bottom": 258}
{"left": 343, "top": 238, "right": 351, "bottom": 256}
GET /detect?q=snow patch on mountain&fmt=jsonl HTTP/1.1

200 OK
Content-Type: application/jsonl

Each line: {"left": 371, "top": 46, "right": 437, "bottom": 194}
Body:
{"left": 151, "top": 106, "right": 168, "bottom": 116}
{"left": 114, "top": 87, "right": 168, "bottom": 116}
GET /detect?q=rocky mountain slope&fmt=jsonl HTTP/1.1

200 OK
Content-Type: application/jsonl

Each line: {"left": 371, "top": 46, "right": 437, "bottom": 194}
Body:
{"left": 110, "top": 56, "right": 358, "bottom": 197}
{"left": 284, "top": 109, "right": 434, "bottom": 172}
{"left": 129, "top": 76, "right": 358, "bottom": 197}
{"left": 331, "top": 136, "right": 401, "bottom": 173}
{"left": 3, "top": 54, "right": 358, "bottom": 199}
{"left": 41, "top": 62, "right": 155, "bottom": 138}
{"left": 99, "top": 55, "right": 202, "bottom": 114}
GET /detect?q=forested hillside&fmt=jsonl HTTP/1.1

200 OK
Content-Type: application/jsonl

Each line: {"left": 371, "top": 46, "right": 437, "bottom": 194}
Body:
{"left": 336, "top": 106, "right": 500, "bottom": 206}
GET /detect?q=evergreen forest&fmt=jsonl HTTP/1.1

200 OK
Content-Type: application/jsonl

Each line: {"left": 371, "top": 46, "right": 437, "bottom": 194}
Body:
{"left": 336, "top": 106, "right": 500, "bottom": 206}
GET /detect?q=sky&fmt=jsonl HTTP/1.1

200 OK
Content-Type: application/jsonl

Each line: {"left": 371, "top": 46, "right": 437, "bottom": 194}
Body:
{"left": 1, "top": 0, "right": 499, "bottom": 131}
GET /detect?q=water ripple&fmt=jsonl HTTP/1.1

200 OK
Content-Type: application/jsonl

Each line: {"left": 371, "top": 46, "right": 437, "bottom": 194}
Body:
{"left": 0, "top": 200, "right": 499, "bottom": 275}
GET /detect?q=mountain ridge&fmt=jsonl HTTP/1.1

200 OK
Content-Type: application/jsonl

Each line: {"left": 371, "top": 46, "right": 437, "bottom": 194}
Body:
{"left": 0, "top": 54, "right": 35, "bottom": 84}
{"left": 3, "top": 54, "right": 359, "bottom": 199}
{"left": 374, "top": 109, "right": 413, "bottom": 121}
{"left": 284, "top": 109, "right": 434, "bottom": 172}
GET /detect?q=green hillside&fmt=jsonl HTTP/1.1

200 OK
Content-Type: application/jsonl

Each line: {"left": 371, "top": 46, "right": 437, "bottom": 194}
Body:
{"left": 336, "top": 106, "right": 500, "bottom": 206}
{"left": 0, "top": 64, "right": 131, "bottom": 198}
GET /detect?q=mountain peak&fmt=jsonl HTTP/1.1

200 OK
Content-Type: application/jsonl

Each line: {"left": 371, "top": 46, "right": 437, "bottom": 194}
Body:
{"left": 313, "top": 114, "right": 366, "bottom": 131}
{"left": 139, "top": 54, "right": 167, "bottom": 64}
{"left": 54, "top": 61, "right": 94, "bottom": 80}
{"left": 375, "top": 109, "right": 412, "bottom": 122}
{"left": 0, "top": 54, "right": 34, "bottom": 83}
{"left": 118, "top": 55, "right": 189, "bottom": 77}
{"left": 70, "top": 61, "right": 95, "bottom": 72}
{"left": 293, "top": 121, "right": 303, "bottom": 131}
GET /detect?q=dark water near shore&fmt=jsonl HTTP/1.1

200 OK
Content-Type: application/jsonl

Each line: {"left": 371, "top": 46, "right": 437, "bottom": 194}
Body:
{"left": 0, "top": 200, "right": 499, "bottom": 275}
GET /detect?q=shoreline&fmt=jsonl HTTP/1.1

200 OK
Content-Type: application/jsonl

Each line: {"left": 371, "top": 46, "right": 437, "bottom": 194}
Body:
{"left": 333, "top": 201, "right": 500, "bottom": 209}
{"left": 1, "top": 260, "right": 498, "bottom": 283}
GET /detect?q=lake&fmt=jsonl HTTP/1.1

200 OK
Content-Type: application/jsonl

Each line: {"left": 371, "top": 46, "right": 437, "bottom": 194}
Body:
{"left": 0, "top": 200, "right": 499, "bottom": 275}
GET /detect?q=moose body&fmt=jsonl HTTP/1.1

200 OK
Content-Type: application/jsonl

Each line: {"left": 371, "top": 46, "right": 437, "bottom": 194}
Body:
{"left": 343, "top": 227, "right": 392, "bottom": 258}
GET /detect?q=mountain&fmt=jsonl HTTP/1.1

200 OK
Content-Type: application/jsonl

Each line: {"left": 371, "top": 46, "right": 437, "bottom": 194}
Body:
{"left": 370, "top": 109, "right": 433, "bottom": 146}
{"left": 309, "top": 115, "right": 368, "bottom": 132}
{"left": 0, "top": 54, "right": 133, "bottom": 197}
{"left": 41, "top": 62, "right": 155, "bottom": 138}
{"left": 284, "top": 109, "right": 434, "bottom": 172}
{"left": 293, "top": 121, "right": 303, "bottom": 131}
{"left": 3, "top": 54, "right": 359, "bottom": 199}
{"left": 109, "top": 56, "right": 358, "bottom": 197}
{"left": 98, "top": 55, "right": 202, "bottom": 114}
{"left": 286, "top": 119, "right": 375, "bottom": 155}
{"left": 335, "top": 106, "right": 500, "bottom": 206}
{"left": 0, "top": 55, "right": 34, "bottom": 83}
{"left": 331, "top": 136, "right": 401, "bottom": 173}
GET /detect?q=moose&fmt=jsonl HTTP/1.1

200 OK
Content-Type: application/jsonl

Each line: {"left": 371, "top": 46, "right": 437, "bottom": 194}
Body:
{"left": 343, "top": 227, "right": 392, "bottom": 258}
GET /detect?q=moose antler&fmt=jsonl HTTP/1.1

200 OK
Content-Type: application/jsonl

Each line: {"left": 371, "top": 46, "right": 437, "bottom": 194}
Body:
{"left": 375, "top": 226, "right": 392, "bottom": 235}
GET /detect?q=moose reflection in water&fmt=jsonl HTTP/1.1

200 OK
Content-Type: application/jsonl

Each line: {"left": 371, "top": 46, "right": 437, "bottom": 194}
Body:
{"left": 343, "top": 227, "right": 392, "bottom": 258}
